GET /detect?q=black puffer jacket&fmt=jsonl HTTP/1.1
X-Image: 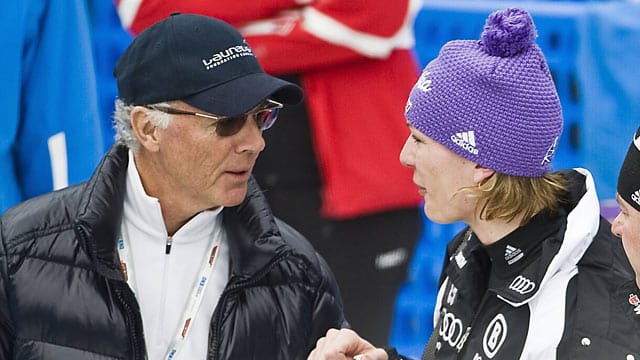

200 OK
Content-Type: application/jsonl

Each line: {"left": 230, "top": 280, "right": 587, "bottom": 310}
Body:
{"left": 0, "top": 145, "right": 347, "bottom": 359}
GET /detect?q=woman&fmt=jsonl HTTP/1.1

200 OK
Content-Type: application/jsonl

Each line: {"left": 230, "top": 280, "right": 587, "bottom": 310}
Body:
{"left": 308, "top": 7, "right": 639, "bottom": 360}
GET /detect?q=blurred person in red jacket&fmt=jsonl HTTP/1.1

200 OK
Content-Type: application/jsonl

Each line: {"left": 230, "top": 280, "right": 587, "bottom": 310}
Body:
{"left": 117, "top": 0, "right": 424, "bottom": 344}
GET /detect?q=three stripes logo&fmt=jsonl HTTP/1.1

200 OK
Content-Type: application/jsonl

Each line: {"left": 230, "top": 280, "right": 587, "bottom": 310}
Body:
{"left": 451, "top": 131, "right": 479, "bottom": 155}
{"left": 631, "top": 189, "right": 640, "bottom": 207}
{"left": 504, "top": 245, "right": 523, "bottom": 265}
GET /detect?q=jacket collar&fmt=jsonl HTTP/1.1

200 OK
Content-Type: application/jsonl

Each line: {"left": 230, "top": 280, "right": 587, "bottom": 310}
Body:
{"left": 222, "top": 176, "right": 289, "bottom": 278}
{"left": 484, "top": 210, "right": 564, "bottom": 305}
{"left": 485, "top": 169, "right": 600, "bottom": 306}
{"left": 75, "top": 144, "right": 286, "bottom": 280}
{"left": 75, "top": 144, "right": 128, "bottom": 280}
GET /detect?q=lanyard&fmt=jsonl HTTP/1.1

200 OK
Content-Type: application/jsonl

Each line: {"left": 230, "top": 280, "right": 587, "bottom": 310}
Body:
{"left": 118, "top": 222, "right": 220, "bottom": 360}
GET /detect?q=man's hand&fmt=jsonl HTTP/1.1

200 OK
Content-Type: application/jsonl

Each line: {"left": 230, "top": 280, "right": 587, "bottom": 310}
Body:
{"left": 307, "top": 328, "right": 388, "bottom": 360}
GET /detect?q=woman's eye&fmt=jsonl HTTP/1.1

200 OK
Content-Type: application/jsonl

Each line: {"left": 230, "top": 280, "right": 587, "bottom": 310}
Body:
{"left": 411, "top": 135, "right": 422, "bottom": 144}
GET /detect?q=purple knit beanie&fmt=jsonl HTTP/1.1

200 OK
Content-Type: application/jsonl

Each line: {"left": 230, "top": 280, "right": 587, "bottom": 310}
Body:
{"left": 405, "top": 8, "right": 563, "bottom": 177}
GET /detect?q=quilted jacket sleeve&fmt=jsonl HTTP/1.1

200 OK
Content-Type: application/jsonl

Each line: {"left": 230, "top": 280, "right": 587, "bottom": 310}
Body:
{"left": 0, "top": 219, "right": 15, "bottom": 357}
{"left": 310, "top": 250, "right": 349, "bottom": 342}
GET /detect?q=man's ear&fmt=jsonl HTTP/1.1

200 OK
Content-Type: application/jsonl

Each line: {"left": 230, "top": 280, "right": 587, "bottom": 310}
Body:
{"left": 130, "top": 106, "right": 161, "bottom": 152}
{"left": 473, "top": 164, "right": 495, "bottom": 184}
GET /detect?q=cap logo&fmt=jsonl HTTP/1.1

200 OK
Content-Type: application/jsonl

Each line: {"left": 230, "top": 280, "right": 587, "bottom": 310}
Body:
{"left": 405, "top": 99, "right": 412, "bottom": 114}
{"left": 202, "top": 42, "right": 254, "bottom": 70}
{"left": 451, "top": 131, "right": 478, "bottom": 155}
{"left": 631, "top": 189, "right": 640, "bottom": 207}
{"left": 541, "top": 136, "right": 558, "bottom": 166}
{"left": 416, "top": 71, "right": 433, "bottom": 92}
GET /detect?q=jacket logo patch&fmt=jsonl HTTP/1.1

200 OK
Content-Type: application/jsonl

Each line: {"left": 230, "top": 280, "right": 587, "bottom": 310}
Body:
{"left": 629, "top": 294, "right": 640, "bottom": 315}
{"left": 483, "top": 314, "right": 507, "bottom": 359}
{"left": 504, "top": 245, "right": 523, "bottom": 265}
{"left": 447, "top": 284, "right": 458, "bottom": 306}
{"left": 454, "top": 252, "right": 467, "bottom": 269}
{"left": 508, "top": 275, "right": 536, "bottom": 295}
{"left": 439, "top": 309, "right": 465, "bottom": 348}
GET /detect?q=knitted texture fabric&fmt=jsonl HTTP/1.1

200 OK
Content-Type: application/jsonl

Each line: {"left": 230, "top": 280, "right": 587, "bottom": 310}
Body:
{"left": 618, "top": 125, "right": 640, "bottom": 212}
{"left": 405, "top": 8, "right": 563, "bottom": 177}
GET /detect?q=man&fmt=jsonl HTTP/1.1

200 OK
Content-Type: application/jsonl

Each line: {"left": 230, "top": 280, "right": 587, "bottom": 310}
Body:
{"left": 308, "top": 8, "right": 639, "bottom": 360}
{"left": 613, "top": 125, "right": 640, "bottom": 320}
{"left": 0, "top": 14, "right": 346, "bottom": 360}
{"left": 117, "top": 1, "right": 423, "bottom": 345}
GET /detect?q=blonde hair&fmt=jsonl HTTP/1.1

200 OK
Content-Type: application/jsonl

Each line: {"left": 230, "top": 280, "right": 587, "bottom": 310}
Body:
{"left": 469, "top": 172, "right": 568, "bottom": 225}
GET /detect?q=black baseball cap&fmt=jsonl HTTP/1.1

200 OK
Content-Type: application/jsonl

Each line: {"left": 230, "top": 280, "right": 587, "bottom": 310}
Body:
{"left": 113, "top": 13, "right": 302, "bottom": 116}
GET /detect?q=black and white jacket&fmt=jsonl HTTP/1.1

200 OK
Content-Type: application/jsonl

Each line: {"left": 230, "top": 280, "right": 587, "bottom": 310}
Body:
{"left": 423, "top": 169, "right": 640, "bottom": 360}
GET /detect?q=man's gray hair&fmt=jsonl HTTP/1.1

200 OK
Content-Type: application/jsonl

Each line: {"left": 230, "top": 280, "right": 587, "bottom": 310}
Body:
{"left": 113, "top": 99, "right": 171, "bottom": 152}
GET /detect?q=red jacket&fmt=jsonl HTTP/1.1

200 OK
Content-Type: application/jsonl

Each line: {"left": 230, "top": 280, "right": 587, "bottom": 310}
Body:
{"left": 117, "top": 0, "right": 422, "bottom": 218}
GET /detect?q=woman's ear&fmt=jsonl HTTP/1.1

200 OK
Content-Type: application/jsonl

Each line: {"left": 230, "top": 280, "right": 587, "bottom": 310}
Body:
{"left": 473, "top": 164, "right": 495, "bottom": 184}
{"left": 130, "top": 106, "right": 161, "bottom": 152}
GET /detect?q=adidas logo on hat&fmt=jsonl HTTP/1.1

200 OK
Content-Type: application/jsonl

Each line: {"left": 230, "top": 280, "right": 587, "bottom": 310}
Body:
{"left": 451, "top": 131, "right": 479, "bottom": 155}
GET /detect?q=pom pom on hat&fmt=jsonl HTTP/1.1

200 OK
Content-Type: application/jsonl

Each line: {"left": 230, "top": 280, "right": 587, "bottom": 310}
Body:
{"left": 480, "top": 8, "right": 537, "bottom": 57}
{"left": 404, "top": 8, "right": 563, "bottom": 177}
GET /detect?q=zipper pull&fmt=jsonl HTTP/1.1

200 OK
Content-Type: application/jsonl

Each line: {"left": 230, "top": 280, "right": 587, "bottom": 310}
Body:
{"left": 165, "top": 236, "right": 173, "bottom": 254}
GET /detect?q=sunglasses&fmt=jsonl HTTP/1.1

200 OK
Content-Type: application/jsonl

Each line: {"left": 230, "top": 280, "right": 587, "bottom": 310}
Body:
{"left": 146, "top": 99, "right": 283, "bottom": 137}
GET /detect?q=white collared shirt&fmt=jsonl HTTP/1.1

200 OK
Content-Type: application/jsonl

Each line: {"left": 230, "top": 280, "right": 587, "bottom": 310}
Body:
{"left": 122, "top": 151, "right": 229, "bottom": 360}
